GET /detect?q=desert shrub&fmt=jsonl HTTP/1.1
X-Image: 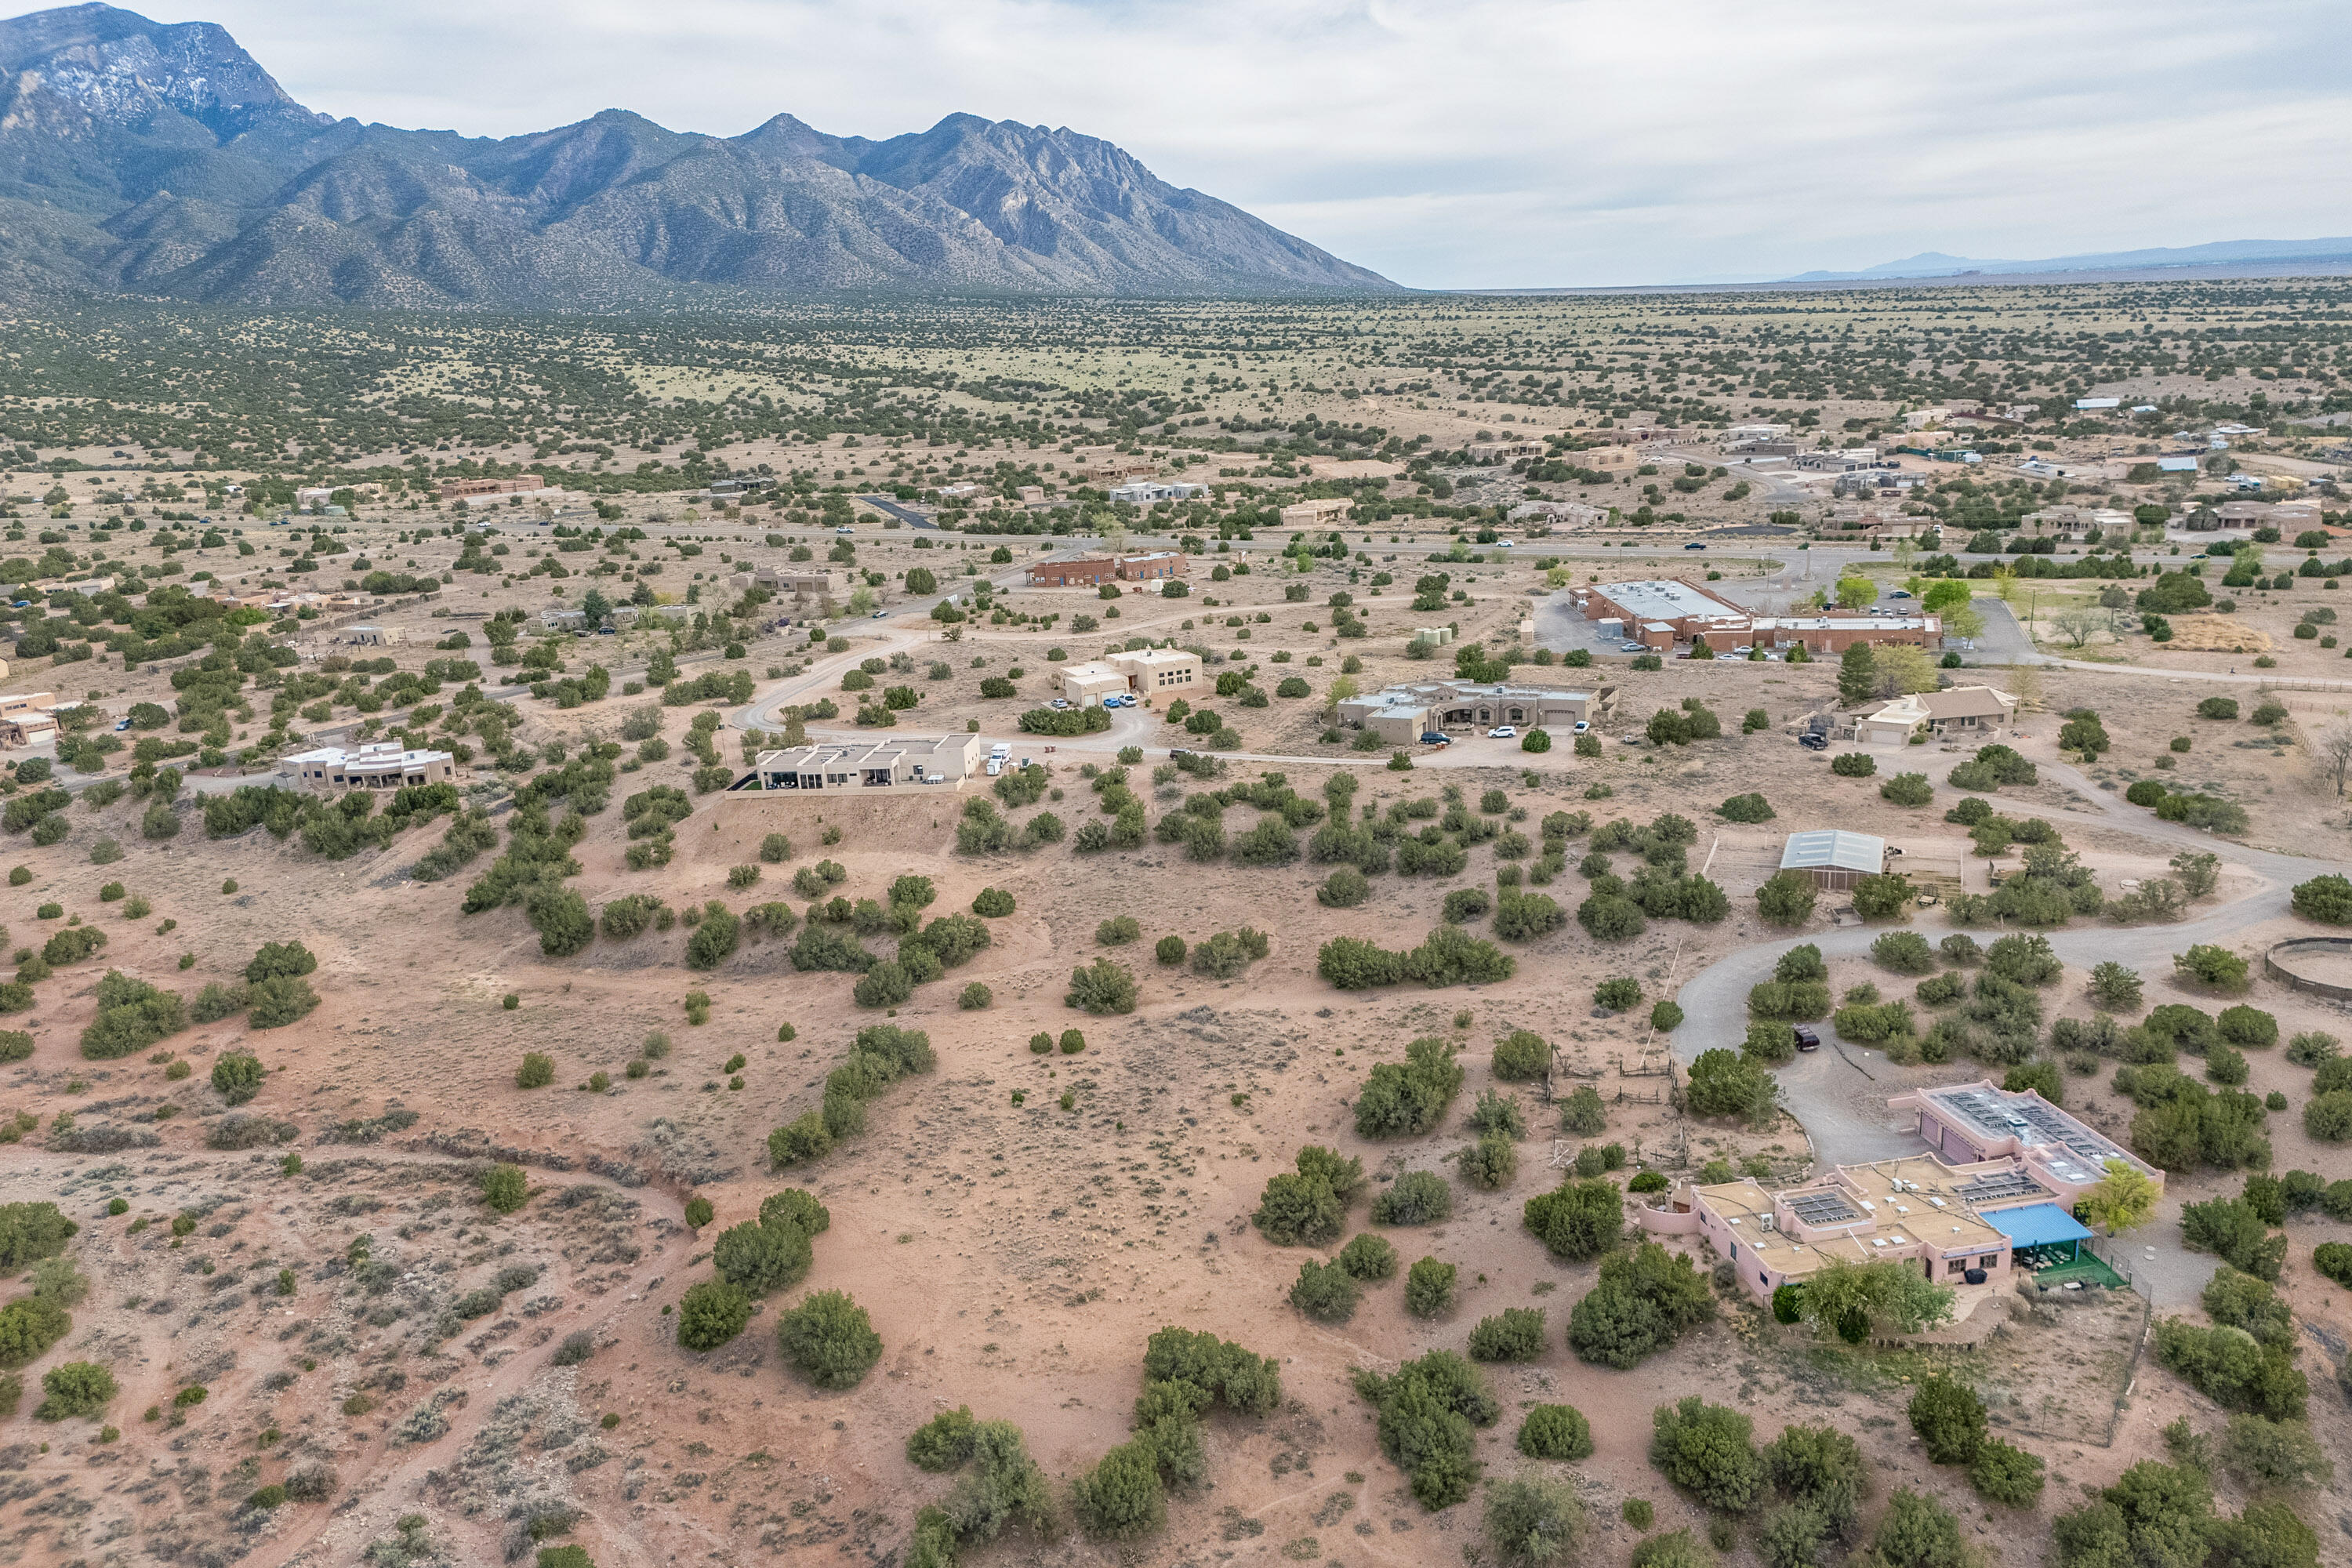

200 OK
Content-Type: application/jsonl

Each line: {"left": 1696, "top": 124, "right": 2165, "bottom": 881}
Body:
{"left": 712, "top": 1218, "right": 814, "bottom": 1296}
{"left": 1907, "top": 1377, "right": 1985, "bottom": 1465}
{"left": 1355, "top": 1349, "right": 1498, "bottom": 1508}
{"left": 1650, "top": 1397, "right": 1762, "bottom": 1512}
{"left": 1686, "top": 1048, "right": 1777, "bottom": 1120}
{"left": 1288, "top": 1258, "right": 1359, "bottom": 1323}
{"left": 1568, "top": 1243, "right": 1711, "bottom": 1367}
{"left": 78, "top": 971, "right": 187, "bottom": 1058}
{"left": 775, "top": 1290, "right": 881, "bottom": 1388}
{"left": 247, "top": 974, "right": 319, "bottom": 1029}
{"left": 1065, "top": 958, "right": 1138, "bottom": 1014}
{"left": 1521, "top": 1178, "right": 1621, "bottom": 1261}
{"left": 1969, "top": 1438, "right": 2046, "bottom": 1507}
{"left": 1517, "top": 1403, "right": 1594, "bottom": 1461}
{"left": 209, "top": 1051, "right": 264, "bottom": 1105}
{"left": 1096, "top": 915, "right": 1142, "bottom": 946}
{"left": 1880, "top": 772, "right": 1933, "bottom": 807}
{"left": 1374, "top": 1170, "right": 1455, "bottom": 1225}
{"left": 1484, "top": 1473, "right": 1583, "bottom": 1566}
{"left": 2152, "top": 1319, "right": 2305, "bottom": 1419}
{"left": 1405, "top": 1256, "right": 1457, "bottom": 1317}
{"left": 1872, "top": 932, "right": 1935, "bottom": 974}
{"left": 0, "top": 1296, "right": 72, "bottom": 1371}
{"left": 191, "top": 982, "right": 249, "bottom": 1023}
{"left": 463, "top": 1160, "right": 532, "bottom": 1218}
{"left": 971, "top": 887, "right": 1015, "bottom": 916}
{"left": 1493, "top": 1029, "right": 1552, "bottom": 1081}
{"left": 1719, "top": 793, "right": 1773, "bottom": 822}
{"left": 36, "top": 1360, "right": 116, "bottom": 1421}
{"left": 1337, "top": 1232, "right": 1398, "bottom": 1281}
{"left": 1355, "top": 1036, "right": 1464, "bottom": 1136}
{"left": 1468, "top": 1307, "right": 1548, "bottom": 1362}
{"left": 1830, "top": 753, "right": 1875, "bottom": 778}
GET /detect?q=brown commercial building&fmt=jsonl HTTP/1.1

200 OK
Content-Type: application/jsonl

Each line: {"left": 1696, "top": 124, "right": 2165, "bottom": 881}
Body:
{"left": 1574, "top": 578, "right": 1940, "bottom": 655}
{"left": 439, "top": 474, "right": 549, "bottom": 499}
{"left": 1027, "top": 553, "right": 1189, "bottom": 588}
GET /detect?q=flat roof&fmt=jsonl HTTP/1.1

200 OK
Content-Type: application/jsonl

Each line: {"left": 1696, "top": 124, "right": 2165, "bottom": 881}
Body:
{"left": 1985, "top": 1203, "right": 2092, "bottom": 1249}
{"left": 756, "top": 734, "right": 974, "bottom": 770}
{"left": 1780, "top": 829, "right": 1886, "bottom": 873}
{"left": 1922, "top": 1083, "right": 2136, "bottom": 1185}
{"left": 1587, "top": 579, "right": 1743, "bottom": 620}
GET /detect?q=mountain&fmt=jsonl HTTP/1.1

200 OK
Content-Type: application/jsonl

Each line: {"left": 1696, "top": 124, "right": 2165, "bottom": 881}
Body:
{"left": 0, "top": 3, "right": 1394, "bottom": 304}
{"left": 1784, "top": 238, "right": 2352, "bottom": 283}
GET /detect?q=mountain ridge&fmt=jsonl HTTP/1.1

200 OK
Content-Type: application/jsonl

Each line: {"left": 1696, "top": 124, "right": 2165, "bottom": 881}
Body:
{"left": 0, "top": 2, "right": 1396, "bottom": 304}
{"left": 1782, "top": 237, "right": 2352, "bottom": 282}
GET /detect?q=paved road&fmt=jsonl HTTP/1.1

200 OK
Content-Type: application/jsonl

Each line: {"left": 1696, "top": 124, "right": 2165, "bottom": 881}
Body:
{"left": 855, "top": 494, "right": 938, "bottom": 529}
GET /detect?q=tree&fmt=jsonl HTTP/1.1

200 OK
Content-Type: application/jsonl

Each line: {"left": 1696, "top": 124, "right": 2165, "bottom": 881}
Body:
{"left": 2090, "top": 962, "right": 2143, "bottom": 1011}
{"left": 1969, "top": 1438, "right": 2046, "bottom": 1508}
{"left": 2054, "top": 1462, "right": 2215, "bottom": 1568}
{"left": 1838, "top": 644, "right": 1878, "bottom": 707}
{"left": 1065, "top": 958, "right": 1138, "bottom": 1014}
{"left": 210, "top": 1051, "right": 264, "bottom": 1105}
{"left": 711, "top": 1218, "right": 813, "bottom": 1294}
{"left": 1907, "top": 1377, "right": 1985, "bottom": 1465}
{"left": 2317, "top": 721, "right": 2352, "bottom": 799}
{"left": 1650, "top": 1397, "right": 1762, "bottom": 1512}
{"left": 480, "top": 1163, "right": 528, "bottom": 1214}
{"left": 676, "top": 1279, "right": 752, "bottom": 1350}
{"left": 1405, "top": 1257, "right": 1457, "bottom": 1318}
{"left": 1798, "top": 1258, "right": 1955, "bottom": 1341}
{"left": 1568, "top": 1243, "right": 1712, "bottom": 1367}
{"left": 1468, "top": 1307, "right": 1548, "bottom": 1362}
{"left": 1254, "top": 1172, "right": 1345, "bottom": 1247}
{"left": 516, "top": 1052, "right": 555, "bottom": 1089}
{"left": 1862, "top": 1490, "right": 1969, "bottom": 1568}
{"left": 2052, "top": 609, "right": 2103, "bottom": 650}
{"left": 2290, "top": 874, "right": 2352, "bottom": 924}
{"left": 35, "top": 1359, "right": 116, "bottom": 1420}
{"left": 1756, "top": 871, "right": 1817, "bottom": 927}
{"left": 776, "top": 1290, "right": 881, "bottom": 1388}
{"left": 1686, "top": 1048, "right": 1777, "bottom": 1121}
{"left": 1070, "top": 1440, "right": 1165, "bottom": 1540}
{"left": 1521, "top": 1178, "right": 1620, "bottom": 1261}
{"left": 1516, "top": 1404, "right": 1594, "bottom": 1461}
{"left": 1289, "top": 1259, "right": 1359, "bottom": 1323}
{"left": 1485, "top": 1473, "right": 1582, "bottom": 1566}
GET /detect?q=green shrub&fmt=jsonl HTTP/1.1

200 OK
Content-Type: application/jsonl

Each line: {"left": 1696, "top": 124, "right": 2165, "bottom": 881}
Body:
{"left": 1355, "top": 1350, "right": 1497, "bottom": 1508}
{"left": 1569, "top": 1243, "right": 1711, "bottom": 1367}
{"left": 1468, "top": 1306, "right": 1548, "bottom": 1362}
{"left": 1517, "top": 1403, "right": 1594, "bottom": 1461}
{"left": 209, "top": 1051, "right": 263, "bottom": 1105}
{"left": 775, "top": 1290, "right": 881, "bottom": 1388}
{"left": 1907, "top": 1376, "right": 1985, "bottom": 1464}
{"left": 516, "top": 1053, "right": 555, "bottom": 1089}
{"left": 1405, "top": 1256, "right": 1456, "bottom": 1318}
{"left": 1337, "top": 1232, "right": 1398, "bottom": 1281}
{"left": 1830, "top": 753, "right": 1875, "bottom": 777}
{"left": 35, "top": 1359, "right": 116, "bottom": 1421}
{"left": 1650, "top": 1397, "right": 1762, "bottom": 1511}
{"left": 676, "top": 1279, "right": 752, "bottom": 1351}
{"left": 480, "top": 1163, "right": 529, "bottom": 1214}
{"left": 1288, "top": 1258, "right": 1359, "bottom": 1323}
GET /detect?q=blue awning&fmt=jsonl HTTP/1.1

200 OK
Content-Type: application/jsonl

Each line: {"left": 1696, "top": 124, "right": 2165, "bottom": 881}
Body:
{"left": 1985, "top": 1203, "right": 2091, "bottom": 1249}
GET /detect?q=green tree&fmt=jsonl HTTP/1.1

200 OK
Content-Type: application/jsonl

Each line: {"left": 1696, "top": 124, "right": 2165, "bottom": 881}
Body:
{"left": 36, "top": 1360, "right": 116, "bottom": 1420}
{"left": 1650, "top": 1396, "right": 1763, "bottom": 1512}
{"left": 1838, "top": 644, "right": 1878, "bottom": 706}
{"left": 1907, "top": 1376, "right": 1985, "bottom": 1465}
{"left": 1070, "top": 1440, "right": 1165, "bottom": 1540}
{"left": 2080, "top": 1157, "right": 2161, "bottom": 1236}
{"left": 480, "top": 1163, "right": 528, "bottom": 1214}
{"left": 775, "top": 1290, "right": 881, "bottom": 1388}
{"left": 1485, "top": 1473, "right": 1583, "bottom": 1566}
{"left": 676, "top": 1279, "right": 752, "bottom": 1351}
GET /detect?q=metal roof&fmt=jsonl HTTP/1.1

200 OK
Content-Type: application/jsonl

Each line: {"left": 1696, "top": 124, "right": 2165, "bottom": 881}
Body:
{"left": 1984, "top": 1203, "right": 2092, "bottom": 1248}
{"left": 1780, "top": 829, "right": 1886, "bottom": 873}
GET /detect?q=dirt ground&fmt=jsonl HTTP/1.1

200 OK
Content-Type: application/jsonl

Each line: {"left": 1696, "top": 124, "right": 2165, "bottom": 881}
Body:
{"left": 2, "top": 498, "right": 2351, "bottom": 1568}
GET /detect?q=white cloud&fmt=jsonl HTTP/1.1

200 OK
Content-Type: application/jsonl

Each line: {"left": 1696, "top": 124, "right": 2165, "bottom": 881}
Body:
{"left": 143, "top": 0, "right": 2352, "bottom": 286}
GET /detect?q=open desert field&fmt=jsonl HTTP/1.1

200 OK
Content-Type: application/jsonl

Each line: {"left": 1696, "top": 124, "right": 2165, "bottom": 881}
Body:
{"left": 0, "top": 289, "right": 2347, "bottom": 1568}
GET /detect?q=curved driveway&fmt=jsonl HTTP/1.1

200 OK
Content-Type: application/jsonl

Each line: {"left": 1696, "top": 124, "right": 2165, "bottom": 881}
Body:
{"left": 1665, "top": 753, "right": 2333, "bottom": 1306}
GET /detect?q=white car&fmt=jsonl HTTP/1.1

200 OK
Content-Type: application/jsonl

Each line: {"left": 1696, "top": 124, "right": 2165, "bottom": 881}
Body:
{"left": 1488, "top": 725, "right": 1517, "bottom": 739}
{"left": 1572, "top": 720, "right": 1591, "bottom": 734}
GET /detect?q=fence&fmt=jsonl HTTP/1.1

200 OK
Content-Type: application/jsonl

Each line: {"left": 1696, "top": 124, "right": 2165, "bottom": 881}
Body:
{"left": 2085, "top": 1236, "right": 2153, "bottom": 1301}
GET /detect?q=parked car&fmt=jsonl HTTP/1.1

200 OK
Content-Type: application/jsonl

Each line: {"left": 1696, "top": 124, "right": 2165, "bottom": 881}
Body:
{"left": 113, "top": 718, "right": 132, "bottom": 731}
{"left": 1889, "top": 589, "right": 1912, "bottom": 599}
{"left": 1799, "top": 732, "right": 1829, "bottom": 751}
{"left": 1488, "top": 725, "right": 1517, "bottom": 739}
{"left": 1618, "top": 640, "right": 1648, "bottom": 652}
{"left": 1794, "top": 1026, "right": 1821, "bottom": 1052}
{"left": 1050, "top": 699, "right": 1070, "bottom": 710}
{"left": 1420, "top": 731, "right": 1450, "bottom": 746}
{"left": 1572, "top": 720, "right": 1591, "bottom": 734}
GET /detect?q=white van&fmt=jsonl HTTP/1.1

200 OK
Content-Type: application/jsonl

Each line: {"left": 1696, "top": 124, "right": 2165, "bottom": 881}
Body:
{"left": 985, "top": 758, "right": 1004, "bottom": 776}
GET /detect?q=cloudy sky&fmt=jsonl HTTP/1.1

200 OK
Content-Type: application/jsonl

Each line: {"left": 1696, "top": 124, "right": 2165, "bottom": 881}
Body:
{"left": 129, "top": 0, "right": 2352, "bottom": 289}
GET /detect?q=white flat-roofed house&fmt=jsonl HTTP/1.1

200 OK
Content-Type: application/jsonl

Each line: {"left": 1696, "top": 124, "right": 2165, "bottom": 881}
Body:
{"left": 751, "top": 733, "right": 982, "bottom": 791}
{"left": 281, "top": 742, "right": 458, "bottom": 792}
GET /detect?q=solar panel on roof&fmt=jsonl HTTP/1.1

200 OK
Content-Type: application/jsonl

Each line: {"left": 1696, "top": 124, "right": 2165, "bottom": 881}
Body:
{"left": 1788, "top": 1192, "right": 1862, "bottom": 1225}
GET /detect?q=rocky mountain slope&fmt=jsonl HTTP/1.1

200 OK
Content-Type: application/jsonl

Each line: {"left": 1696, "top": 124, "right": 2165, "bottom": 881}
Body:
{"left": 0, "top": 2, "right": 1394, "bottom": 304}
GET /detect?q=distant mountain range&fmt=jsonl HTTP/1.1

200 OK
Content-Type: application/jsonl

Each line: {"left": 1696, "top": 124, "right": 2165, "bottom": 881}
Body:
{"left": 0, "top": 2, "right": 1395, "bottom": 305}
{"left": 1781, "top": 238, "right": 2352, "bottom": 283}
